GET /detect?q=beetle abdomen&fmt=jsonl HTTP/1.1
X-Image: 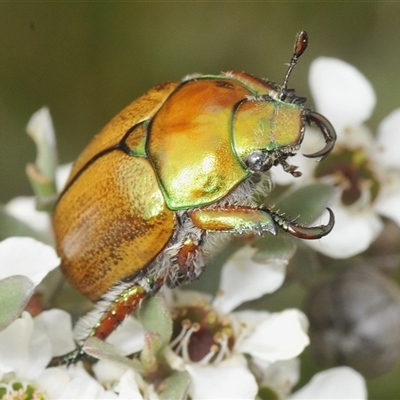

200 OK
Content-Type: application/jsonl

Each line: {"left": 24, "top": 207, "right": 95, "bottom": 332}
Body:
{"left": 54, "top": 151, "right": 175, "bottom": 300}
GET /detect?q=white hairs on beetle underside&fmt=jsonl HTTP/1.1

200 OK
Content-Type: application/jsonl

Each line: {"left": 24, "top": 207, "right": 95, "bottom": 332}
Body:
{"left": 216, "top": 172, "right": 273, "bottom": 207}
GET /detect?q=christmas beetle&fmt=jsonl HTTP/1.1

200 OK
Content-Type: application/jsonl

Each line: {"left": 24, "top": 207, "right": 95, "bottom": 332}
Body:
{"left": 52, "top": 31, "right": 336, "bottom": 364}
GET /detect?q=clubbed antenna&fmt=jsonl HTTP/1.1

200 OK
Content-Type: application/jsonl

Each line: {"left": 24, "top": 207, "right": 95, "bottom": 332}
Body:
{"left": 279, "top": 31, "right": 308, "bottom": 101}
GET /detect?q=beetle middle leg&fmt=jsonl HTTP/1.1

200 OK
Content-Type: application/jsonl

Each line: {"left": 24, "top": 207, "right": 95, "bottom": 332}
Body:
{"left": 166, "top": 230, "right": 206, "bottom": 288}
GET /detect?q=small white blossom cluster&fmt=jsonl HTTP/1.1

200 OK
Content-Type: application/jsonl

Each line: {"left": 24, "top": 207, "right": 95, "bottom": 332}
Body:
{"left": 0, "top": 237, "right": 366, "bottom": 399}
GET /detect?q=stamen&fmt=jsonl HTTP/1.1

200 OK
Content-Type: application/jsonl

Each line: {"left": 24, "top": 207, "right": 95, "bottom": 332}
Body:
{"left": 213, "top": 333, "right": 230, "bottom": 364}
{"left": 169, "top": 305, "right": 236, "bottom": 365}
{"left": 180, "top": 325, "right": 198, "bottom": 362}
{"left": 169, "top": 319, "right": 191, "bottom": 348}
{"left": 0, "top": 380, "right": 45, "bottom": 400}
{"left": 198, "top": 344, "right": 219, "bottom": 365}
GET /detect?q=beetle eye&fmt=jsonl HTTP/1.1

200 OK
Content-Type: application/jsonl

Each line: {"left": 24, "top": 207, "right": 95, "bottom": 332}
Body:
{"left": 246, "top": 151, "right": 272, "bottom": 171}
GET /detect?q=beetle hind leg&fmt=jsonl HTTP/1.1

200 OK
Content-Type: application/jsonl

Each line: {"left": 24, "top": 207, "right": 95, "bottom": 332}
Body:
{"left": 48, "top": 281, "right": 151, "bottom": 366}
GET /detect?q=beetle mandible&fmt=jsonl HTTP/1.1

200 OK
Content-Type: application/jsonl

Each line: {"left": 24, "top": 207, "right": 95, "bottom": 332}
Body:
{"left": 52, "top": 31, "right": 336, "bottom": 365}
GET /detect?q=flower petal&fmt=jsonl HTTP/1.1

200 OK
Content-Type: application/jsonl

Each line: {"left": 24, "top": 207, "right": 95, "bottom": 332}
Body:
{"left": 26, "top": 107, "right": 57, "bottom": 180}
{"left": 290, "top": 366, "right": 367, "bottom": 399}
{"left": 186, "top": 355, "right": 258, "bottom": 399}
{"left": 92, "top": 359, "right": 129, "bottom": 388}
{"left": 36, "top": 367, "right": 72, "bottom": 399}
{"left": 306, "top": 206, "right": 383, "bottom": 258}
{"left": 58, "top": 364, "right": 118, "bottom": 399}
{"left": 0, "top": 311, "right": 52, "bottom": 380}
{"left": 309, "top": 58, "right": 376, "bottom": 132}
{"left": 166, "top": 288, "right": 213, "bottom": 307}
{"left": 238, "top": 309, "right": 309, "bottom": 362}
{"left": 376, "top": 108, "right": 400, "bottom": 168}
{"left": 25, "top": 315, "right": 54, "bottom": 379}
{"left": 107, "top": 316, "right": 144, "bottom": 355}
{"left": 26, "top": 107, "right": 56, "bottom": 149}
{"left": 375, "top": 191, "right": 400, "bottom": 227}
{"left": 0, "top": 237, "right": 60, "bottom": 285}
{"left": 114, "top": 369, "right": 144, "bottom": 399}
{"left": 56, "top": 163, "right": 73, "bottom": 192}
{"left": 252, "top": 357, "right": 300, "bottom": 398}
{"left": 213, "top": 246, "right": 286, "bottom": 314}
{"left": 34, "top": 309, "right": 76, "bottom": 356}
{"left": 0, "top": 311, "right": 33, "bottom": 378}
{"left": 5, "top": 196, "right": 51, "bottom": 234}
{"left": 333, "top": 124, "right": 375, "bottom": 150}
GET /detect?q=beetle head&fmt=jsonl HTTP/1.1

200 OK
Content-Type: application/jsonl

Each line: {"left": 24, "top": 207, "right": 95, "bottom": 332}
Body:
{"left": 233, "top": 96, "right": 306, "bottom": 177}
{"left": 233, "top": 31, "right": 336, "bottom": 178}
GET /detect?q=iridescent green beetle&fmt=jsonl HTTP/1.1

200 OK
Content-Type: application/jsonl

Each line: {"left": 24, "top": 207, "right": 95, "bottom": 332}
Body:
{"left": 52, "top": 31, "right": 336, "bottom": 364}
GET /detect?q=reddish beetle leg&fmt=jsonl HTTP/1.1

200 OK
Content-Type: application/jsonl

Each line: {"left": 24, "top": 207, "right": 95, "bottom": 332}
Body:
{"left": 49, "top": 284, "right": 150, "bottom": 366}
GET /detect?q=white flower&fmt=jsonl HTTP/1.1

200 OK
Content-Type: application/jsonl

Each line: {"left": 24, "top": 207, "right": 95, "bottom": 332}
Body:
{"left": 212, "top": 245, "right": 287, "bottom": 313}
{"left": 0, "top": 312, "right": 51, "bottom": 381}
{"left": 92, "top": 359, "right": 158, "bottom": 400}
{"left": 0, "top": 310, "right": 117, "bottom": 399}
{"left": 162, "top": 245, "right": 309, "bottom": 399}
{"left": 185, "top": 356, "right": 257, "bottom": 400}
{"left": 309, "top": 58, "right": 376, "bottom": 134}
{"left": 274, "top": 57, "right": 400, "bottom": 258}
{"left": 0, "top": 235, "right": 118, "bottom": 398}
{"left": 114, "top": 369, "right": 155, "bottom": 399}
{"left": 55, "top": 364, "right": 118, "bottom": 400}
{"left": 85, "top": 245, "right": 308, "bottom": 399}
{"left": 252, "top": 358, "right": 300, "bottom": 398}
{"left": 290, "top": 366, "right": 367, "bottom": 399}
{"left": 0, "top": 236, "right": 59, "bottom": 329}
{"left": 4, "top": 163, "right": 73, "bottom": 240}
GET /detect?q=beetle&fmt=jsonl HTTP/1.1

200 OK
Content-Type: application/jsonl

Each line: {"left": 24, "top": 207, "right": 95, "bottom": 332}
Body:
{"left": 51, "top": 31, "right": 336, "bottom": 364}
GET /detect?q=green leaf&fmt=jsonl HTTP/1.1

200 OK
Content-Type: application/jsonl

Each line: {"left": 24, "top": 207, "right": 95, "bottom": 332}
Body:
{"left": 138, "top": 294, "right": 172, "bottom": 350}
{"left": 258, "top": 386, "right": 280, "bottom": 400}
{"left": 159, "top": 371, "right": 190, "bottom": 400}
{"left": 289, "top": 244, "right": 322, "bottom": 285}
{"left": 140, "top": 331, "right": 164, "bottom": 370}
{"left": 83, "top": 337, "right": 140, "bottom": 371}
{"left": 276, "top": 183, "right": 336, "bottom": 224}
{"left": 0, "top": 275, "right": 35, "bottom": 332}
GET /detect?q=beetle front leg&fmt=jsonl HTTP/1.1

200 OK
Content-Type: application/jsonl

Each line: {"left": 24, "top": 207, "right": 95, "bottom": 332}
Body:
{"left": 189, "top": 206, "right": 334, "bottom": 239}
{"left": 189, "top": 206, "right": 278, "bottom": 236}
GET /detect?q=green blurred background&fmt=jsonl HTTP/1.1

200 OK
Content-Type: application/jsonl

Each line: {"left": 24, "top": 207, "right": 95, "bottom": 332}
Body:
{"left": 1, "top": 2, "right": 400, "bottom": 398}
{"left": 1, "top": 3, "right": 400, "bottom": 204}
